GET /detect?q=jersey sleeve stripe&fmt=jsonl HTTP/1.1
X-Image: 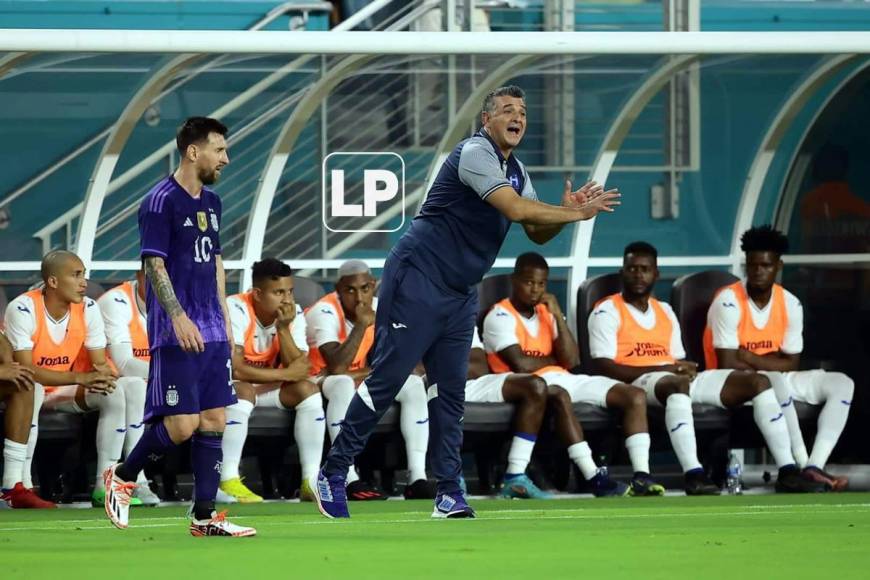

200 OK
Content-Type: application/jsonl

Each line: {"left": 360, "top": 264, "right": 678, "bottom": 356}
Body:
{"left": 147, "top": 182, "right": 171, "bottom": 212}
{"left": 479, "top": 181, "right": 510, "bottom": 201}
{"left": 148, "top": 183, "right": 172, "bottom": 213}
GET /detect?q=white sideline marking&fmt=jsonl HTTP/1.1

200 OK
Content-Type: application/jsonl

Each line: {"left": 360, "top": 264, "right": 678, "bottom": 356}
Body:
{"left": 2, "top": 504, "right": 869, "bottom": 532}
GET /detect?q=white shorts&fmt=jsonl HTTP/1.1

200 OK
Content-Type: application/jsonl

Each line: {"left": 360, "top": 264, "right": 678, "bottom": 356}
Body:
{"left": 464, "top": 373, "right": 511, "bottom": 403}
{"left": 761, "top": 369, "right": 830, "bottom": 405}
{"left": 633, "top": 369, "right": 733, "bottom": 409}
{"left": 539, "top": 371, "right": 619, "bottom": 408}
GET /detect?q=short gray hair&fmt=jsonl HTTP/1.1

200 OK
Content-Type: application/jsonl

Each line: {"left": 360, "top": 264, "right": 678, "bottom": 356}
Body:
{"left": 482, "top": 85, "right": 526, "bottom": 115}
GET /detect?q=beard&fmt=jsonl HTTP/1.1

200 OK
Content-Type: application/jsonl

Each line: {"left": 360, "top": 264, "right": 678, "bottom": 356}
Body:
{"left": 199, "top": 167, "right": 220, "bottom": 185}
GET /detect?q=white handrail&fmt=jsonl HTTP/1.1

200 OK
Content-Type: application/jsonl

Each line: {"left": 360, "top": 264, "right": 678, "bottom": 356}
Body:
{"left": 4, "top": 31, "right": 870, "bottom": 55}
{"left": 24, "top": 0, "right": 400, "bottom": 250}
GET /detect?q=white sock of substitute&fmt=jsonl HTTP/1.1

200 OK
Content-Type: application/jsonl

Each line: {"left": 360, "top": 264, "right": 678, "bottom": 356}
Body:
{"left": 625, "top": 433, "right": 651, "bottom": 474}
{"left": 2, "top": 439, "right": 27, "bottom": 489}
{"left": 220, "top": 399, "right": 253, "bottom": 482}
{"left": 665, "top": 394, "right": 702, "bottom": 472}
{"left": 322, "top": 376, "right": 355, "bottom": 444}
{"left": 119, "top": 377, "right": 148, "bottom": 484}
{"left": 88, "top": 388, "right": 127, "bottom": 490}
{"left": 506, "top": 433, "right": 536, "bottom": 475}
{"left": 752, "top": 389, "right": 794, "bottom": 468}
{"left": 767, "top": 372, "right": 808, "bottom": 467}
{"left": 23, "top": 384, "right": 44, "bottom": 488}
{"left": 395, "top": 376, "right": 429, "bottom": 482}
{"left": 567, "top": 441, "right": 599, "bottom": 480}
{"left": 808, "top": 373, "right": 854, "bottom": 469}
{"left": 294, "top": 393, "right": 326, "bottom": 483}
{"left": 346, "top": 466, "right": 361, "bottom": 485}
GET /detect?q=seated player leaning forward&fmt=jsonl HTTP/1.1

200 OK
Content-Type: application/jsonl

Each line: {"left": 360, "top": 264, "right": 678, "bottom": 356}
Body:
{"left": 98, "top": 267, "right": 162, "bottom": 505}
{"left": 221, "top": 258, "right": 325, "bottom": 503}
{"left": 0, "top": 330, "right": 45, "bottom": 508}
{"left": 704, "top": 225, "right": 853, "bottom": 491}
{"left": 465, "top": 327, "right": 629, "bottom": 498}
{"left": 4, "top": 251, "right": 123, "bottom": 505}
{"left": 483, "top": 252, "right": 665, "bottom": 496}
{"left": 306, "top": 260, "right": 434, "bottom": 500}
{"left": 589, "top": 241, "right": 825, "bottom": 495}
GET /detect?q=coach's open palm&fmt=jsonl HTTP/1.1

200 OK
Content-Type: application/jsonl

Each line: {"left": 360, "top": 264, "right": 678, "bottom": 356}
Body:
{"left": 561, "top": 180, "right": 620, "bottom": 219}
{"left": 563, "top": 180, "right": 604, "bottom": 208}
{"left": 173, "top": 312, "right": 205, "bottom": 353}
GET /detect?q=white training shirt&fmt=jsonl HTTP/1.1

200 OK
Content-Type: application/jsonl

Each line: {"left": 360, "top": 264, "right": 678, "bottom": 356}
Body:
{"left": 227, "top": 296, "right": 308, "bottom": 355}
{"left": 482, "top": 302, "right": 558, "bottom": 354}
{"left": 98, "top": 280, "right": 149, "bottom": 379}
{"left": 305, "top": 297, "right": 379, "bottom": 350}
{"left": 471, "top": 327, "right": 484, "bottom": 351}
{"left": 707, "top": 282, "right": 803, "bottom": 355}
{"left": 4, "top": 293, "right": 106, "bottom": 352}
{"left": 587, "top": 297, "right": 686, "bottom": 361}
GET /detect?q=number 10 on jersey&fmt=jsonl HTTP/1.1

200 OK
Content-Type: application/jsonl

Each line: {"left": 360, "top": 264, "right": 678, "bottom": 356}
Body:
{"left": 193, "top": 236, "right": 213, "bottom": 263}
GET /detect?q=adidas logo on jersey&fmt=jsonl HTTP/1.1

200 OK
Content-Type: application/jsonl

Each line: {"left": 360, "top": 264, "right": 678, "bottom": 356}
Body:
{"left": 183, "top": 217, "right": 194, "bottom": 227}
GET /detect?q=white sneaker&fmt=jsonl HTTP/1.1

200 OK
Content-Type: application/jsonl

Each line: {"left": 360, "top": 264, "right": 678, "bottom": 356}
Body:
{"left": 215, "top": 487, "right": 239, "bottom": 504}
{"left": 189, "top": 511, "right": 256, "bottom": 537}
{"left": 132, "top": 482, "right": 161, "bottom": 506}
{"left": 103, "top": 464, "right": 137, "bottom": 529}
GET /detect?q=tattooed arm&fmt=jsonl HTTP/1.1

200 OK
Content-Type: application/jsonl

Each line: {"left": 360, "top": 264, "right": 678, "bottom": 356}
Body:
{"left": 144, "top": 256, "right": 205, "bottom": 352}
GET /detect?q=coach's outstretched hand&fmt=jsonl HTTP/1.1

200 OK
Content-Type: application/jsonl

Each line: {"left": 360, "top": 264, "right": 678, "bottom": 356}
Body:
{"left": 173, "top": 312, "right": 206, "bottom": 353}
{"left": 563, "top": 180, "right": 620, "bottom": 217}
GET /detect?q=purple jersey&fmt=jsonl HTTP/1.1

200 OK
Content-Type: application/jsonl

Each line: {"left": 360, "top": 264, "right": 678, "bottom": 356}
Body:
{"left": 138, "top": 176, "right": 227, "bottom": 349}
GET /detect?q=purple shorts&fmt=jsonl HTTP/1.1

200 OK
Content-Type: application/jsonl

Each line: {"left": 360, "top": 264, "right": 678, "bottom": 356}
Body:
{"left": 144, "top": 341, "right": 237, "bottom": 422}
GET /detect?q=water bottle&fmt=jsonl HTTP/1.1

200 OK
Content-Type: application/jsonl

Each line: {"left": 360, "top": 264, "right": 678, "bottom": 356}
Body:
{"left": 726, "top": 452, "right": 743, "bottom": 495}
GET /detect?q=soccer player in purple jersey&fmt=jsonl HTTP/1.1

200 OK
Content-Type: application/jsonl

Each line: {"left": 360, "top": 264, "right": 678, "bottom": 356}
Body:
{"left": 102, "top": 117, "right": 255, "bottom": 537}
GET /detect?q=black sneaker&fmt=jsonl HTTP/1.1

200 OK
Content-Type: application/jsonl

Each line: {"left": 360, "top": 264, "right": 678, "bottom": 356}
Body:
{"left": 775, "top": 465, "right": 829, "bottom": 493}
{"left": 346, "top": 480, "right": 388, "bottom": 501}
{"left": 684, "top": 469, "right": 721, "bottom": 496}
{"left": 403, "top": 479, "right": 436, "bottom": 499}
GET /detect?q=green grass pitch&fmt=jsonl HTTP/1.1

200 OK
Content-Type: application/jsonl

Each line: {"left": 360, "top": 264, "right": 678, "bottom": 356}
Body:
{"left": 3, "top": 493, "right": 870, "bottom": 579}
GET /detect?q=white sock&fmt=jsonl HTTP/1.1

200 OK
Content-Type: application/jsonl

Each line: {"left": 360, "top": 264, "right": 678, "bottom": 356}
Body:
{"left": 119, "top": 377, "right": 148, "bottom": 484}
{"left": 2, "top": 439, "right": 27, "bottom": 489}
{"left": 506, "top": 434, "right": 536, "bottom": 475}
{"left": 808, "top": 373, "right": 854, "bottom": 469}
{"left": 767, "top": 372, "right": 808, "bottom": 467}
{"left": 86, "top": 388, "right": 127, "bottom": 491}
{"left": 752, "top": 389, "right": 794, "bottom": 468}
{"left": 322, "top": 375, "right": 356, "bottom": 444}
{"left": 625, "top": 433, "right": 651, "bottom": 474}
{"left": 294, "top": 393, "right": 326, "bottom": 484}
{"left": 220, "top": 399, "right": 253, "bottom": 482}
{"left": 23, "top": 384, "right": 44, "bottom": 488}
{"left": 395, "top": 376, "right": 429, "bottom": 482}
{"left": 567, "top": 441, "right": 598, "bottom": 480}
{"left": 665, "top": 394, "right": 702, "bottom": 473}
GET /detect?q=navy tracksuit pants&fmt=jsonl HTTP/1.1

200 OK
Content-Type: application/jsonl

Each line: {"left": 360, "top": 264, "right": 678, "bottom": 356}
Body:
{"left": 323, "top": 257, "right": 477, "bottom": 495}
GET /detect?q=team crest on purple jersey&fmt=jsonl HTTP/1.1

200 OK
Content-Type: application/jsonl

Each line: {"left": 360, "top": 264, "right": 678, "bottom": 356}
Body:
{"left": 210, "top": 211, "right": 219, "bottom": 232}
{"left": 197, "top": 211, "right": 208, "bottom": 232}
